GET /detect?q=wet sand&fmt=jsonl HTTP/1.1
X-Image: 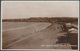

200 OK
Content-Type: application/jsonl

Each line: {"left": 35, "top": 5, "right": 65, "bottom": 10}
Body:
{"left": 2, "top": 22, "right": 71, "bottom": 49}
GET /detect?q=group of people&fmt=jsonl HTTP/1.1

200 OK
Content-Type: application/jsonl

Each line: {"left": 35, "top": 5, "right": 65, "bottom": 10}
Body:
{"left": 65, "top": 23, "right": 78, "bottom": 49}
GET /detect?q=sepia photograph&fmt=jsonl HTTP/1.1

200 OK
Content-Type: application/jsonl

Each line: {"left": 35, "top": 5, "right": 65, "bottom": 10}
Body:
{"left": 1, "top": 1, "right": 79, "bottom": 51}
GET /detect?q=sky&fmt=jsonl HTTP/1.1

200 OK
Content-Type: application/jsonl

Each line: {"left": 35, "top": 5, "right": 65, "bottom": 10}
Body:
{"left": 1, "top": 1, "right": 79, "bottom": 19}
